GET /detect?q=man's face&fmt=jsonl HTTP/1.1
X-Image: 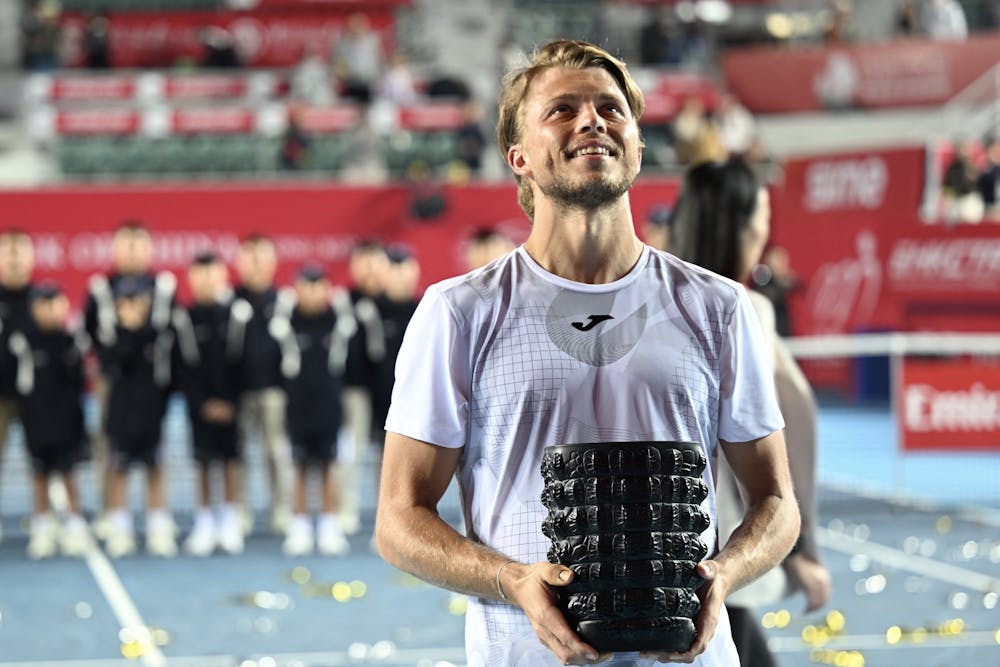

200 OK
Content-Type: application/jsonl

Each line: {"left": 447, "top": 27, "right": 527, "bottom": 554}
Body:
{"left": 188, "top": 262, "right": 227, "bottom": 303}
{"left": 382, "top": 259, "right": 419, "bottom": 300}
{"left": 0, "top": 233, "right": 35, "bottom": 287}
{"left": 31, "top": 295, "right": 68, "bottom": 331}
{"left": 295, "top": 278, "right": 330, "bottom": 313}
{"left": 349, "top": 248, "right": 389, "bottom": 296}
{"left": 507, "top": 66, "right": 642, "bottom": 213}
{"left": 236, "top": 241, "right": 277, "bottom": 288}
{"left": 111, "top": 229, "right": 153, "bottom": 275}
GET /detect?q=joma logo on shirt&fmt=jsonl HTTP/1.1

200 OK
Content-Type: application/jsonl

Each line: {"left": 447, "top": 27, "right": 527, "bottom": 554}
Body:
{"left": 571, "top": 315, "right": 614, "bottom": 331}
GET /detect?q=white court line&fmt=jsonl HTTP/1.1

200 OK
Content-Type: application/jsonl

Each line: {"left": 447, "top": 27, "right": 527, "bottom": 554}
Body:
{"left": 769, "top": 630, "right": 1000, "bottom": 653}
{"left": 819, "top": 476, "right": 1000, "bottom": 528}
{"left": 817, "top": 526, "right": 1000, "bottom": 593}
{"left": 48, "top": 480, "right": 165, "bottom": 667}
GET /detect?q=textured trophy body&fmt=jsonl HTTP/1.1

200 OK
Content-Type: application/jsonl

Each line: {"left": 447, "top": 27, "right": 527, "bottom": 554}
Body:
{"left": 541, "top": 441, "right": 709, "bottom": 653}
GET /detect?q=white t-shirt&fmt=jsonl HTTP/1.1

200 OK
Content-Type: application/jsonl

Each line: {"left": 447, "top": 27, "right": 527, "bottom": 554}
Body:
{"left": 386, "top": 245, "right": 784, "bottom": 667}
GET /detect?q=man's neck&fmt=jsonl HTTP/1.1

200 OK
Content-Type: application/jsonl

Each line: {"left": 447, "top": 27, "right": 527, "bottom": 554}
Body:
{"left": 523, "top": 197, "right": 643, "bottom": 284}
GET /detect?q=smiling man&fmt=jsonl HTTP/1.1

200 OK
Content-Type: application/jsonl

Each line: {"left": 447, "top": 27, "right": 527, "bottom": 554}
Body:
{"left": 375, "top": 40, "right": 799, "bottom": 667}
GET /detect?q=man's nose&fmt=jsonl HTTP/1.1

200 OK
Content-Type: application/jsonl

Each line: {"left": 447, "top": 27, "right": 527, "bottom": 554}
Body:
{"left": 576, "top": 103, "right": 607, "bottom": 134}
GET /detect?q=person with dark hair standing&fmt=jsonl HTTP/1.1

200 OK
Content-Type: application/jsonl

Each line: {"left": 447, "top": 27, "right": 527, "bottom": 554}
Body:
{"left": 375, "top": 39, "right": 799, "bottom": 667}
{"left": 668, "top": 158, "right": 832, "bottom": 667}
{"left": 84, "top": 221, "right": 176, "bottom": 541}
{"left": 368, "top": 246, "right": 419, "bottom": 477}
{"left": 99, "top": 277, "right": 177, "bottom": 558}
{"left": 271, "top": 264, "right": 355, "bottom": 556}
{"left": 173, "top": 251, "right": 249, "bottom": 556}
{"left": 338, "top": 239, "right": 388, "bottom": 534}
{"left": 10, "top": 283, "right": 89, "bottom": 559}
{"left": 0, "top": 229, "right": 35, "bottom": 545}
{"left": 233, "top": 234, "right": 293, "bottom": 535}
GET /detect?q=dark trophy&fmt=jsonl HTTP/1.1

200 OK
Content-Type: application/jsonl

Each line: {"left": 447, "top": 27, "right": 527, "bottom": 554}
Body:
{"left": 541, "top": 441, "right": 709, "bottom": 653}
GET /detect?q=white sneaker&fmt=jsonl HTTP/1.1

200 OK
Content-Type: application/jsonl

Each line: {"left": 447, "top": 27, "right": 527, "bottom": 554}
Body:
{"left": 92, "top": 512, "right": 112, "bottom": 541}
{"left": 60, "top": 514, "right": 90, "bottom": 557}
{"left": 27, "top": 514, "right": 58, "bottom": 559}
{"left": 216, "top": 507, "right": 244, "bottom": 556}
{"left": 105, "top": 514, "right": 136, "bottom": 558}
{"left": 317, "top": 514, "right": 350, "bottom": 556}
{"left": 271, "top": 505, "right": 291, "bottom": 535}
{"left": 184, "top": 510, "right": 216, "bottom": 557}
{"left": 146, "top": 510, "right": 177, "bottom": 558}
{"left": 339, "top": 511, "right": 361, "bottom": 536}
{"left": 282, "top": 514, "right": 313, "bottom": 557}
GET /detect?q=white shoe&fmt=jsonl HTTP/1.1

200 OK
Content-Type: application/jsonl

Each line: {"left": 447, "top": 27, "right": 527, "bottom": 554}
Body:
{"left": 271, "top": 505, "right": 291, "bottom": 535}
{"left": 216, "top": 518, "right": 244, "bottom": 555}
{"left": 240, "top": 506, "right": 255, "bottom": 537}
{"left": 339, "top": 511, "right": 361, "bottom": 536}
{"left": 184, "top": 512, "right": 216, "bottom": 557}
{"left": 317, "top": 514, "right": 350, "bottom": 556}
{"left": 105, "top": 529, "right": 136, "bottom": 558}
{"left": 60, "top": 514, "right": 90, "bottom": 557}
{"left": 27, "top": 514, "right": 58, "bottom": 560}
{"left": 146, "top": 511, "right": 178, "bottom": 558}
{"left": 92, "top": 512, "right": 112, "bottom": 541}
{"left": 282, "top": 515, "right": 313, "bottom": 557}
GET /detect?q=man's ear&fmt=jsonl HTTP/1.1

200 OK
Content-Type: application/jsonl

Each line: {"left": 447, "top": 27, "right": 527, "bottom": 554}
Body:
{"left": 507, "top": 145, "right": 530, "bottom": 177}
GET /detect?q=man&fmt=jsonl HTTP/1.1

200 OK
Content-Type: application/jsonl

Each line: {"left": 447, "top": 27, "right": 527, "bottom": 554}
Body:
{"left": 0, "top": 229, "right": 36, "bottom": 545}
{"left": 233, "top": 234, "right": 294, "bottom": 533}
{"left": 375, "top": 40, "right": 799, "bottom": 667}
{"left": 84, "top": 221, "right": 176, "bottom": 538}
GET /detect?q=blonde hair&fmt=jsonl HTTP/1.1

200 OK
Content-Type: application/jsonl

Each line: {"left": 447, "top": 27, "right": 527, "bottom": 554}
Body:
{"left": 496, "top": 40, "right": 645, "bottom": 220}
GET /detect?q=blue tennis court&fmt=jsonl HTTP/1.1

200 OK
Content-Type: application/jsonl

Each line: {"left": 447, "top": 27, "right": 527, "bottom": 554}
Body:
{"left": 1, "top": 400, "right": 998, "bottom": 667}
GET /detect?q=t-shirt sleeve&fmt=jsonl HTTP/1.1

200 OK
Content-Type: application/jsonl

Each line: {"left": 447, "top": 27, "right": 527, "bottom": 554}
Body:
{"left": 717, "top": 288, "right": 785, "bottom": 443}
{"left": 384, "top": 285, "right": 470, "bottom": 449}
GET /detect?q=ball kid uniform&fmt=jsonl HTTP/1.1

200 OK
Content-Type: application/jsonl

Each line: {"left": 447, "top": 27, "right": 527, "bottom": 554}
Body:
{"left": 9, "top": 325, "right": 88, "bottom": 475}
{"left": 271, "top": 288, "right": 356, "bottom": 466}
{"left": 173, "top": 294, "right": 250, "bottom": 464}
{"left": 385, "top": 245, "right": 783, "bottom": 667}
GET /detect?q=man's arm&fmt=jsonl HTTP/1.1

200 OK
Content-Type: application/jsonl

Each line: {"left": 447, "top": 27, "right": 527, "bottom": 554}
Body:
{"left": 645, "top": 430, "right": 799, "bottom": 664}
{"left": 375, "top": 431, "right": 604, "bottom": 665}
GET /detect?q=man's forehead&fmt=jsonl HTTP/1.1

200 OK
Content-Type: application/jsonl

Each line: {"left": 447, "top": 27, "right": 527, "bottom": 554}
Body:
{"left": 528, "top": 66, "right": 625, "bottom": 103}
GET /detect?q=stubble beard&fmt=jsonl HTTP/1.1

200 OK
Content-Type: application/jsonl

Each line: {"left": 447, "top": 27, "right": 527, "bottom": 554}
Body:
{"left": 538, "top": 160, "right": 637, "bottom": 212}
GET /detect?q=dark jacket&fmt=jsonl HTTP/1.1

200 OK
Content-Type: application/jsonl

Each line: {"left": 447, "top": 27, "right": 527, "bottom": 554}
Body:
{"left": 272, "top": 288, "right": 355, "bottom": 441}
{"left": 233, "top": 285, "right": 284, "bottom": 391}
{"left": 0, "top": 284, "right": 33, "bottom": 399}
{"left": 100, "top": 322, "right": 173, "bottom": 444}
{"left": 10, "top": 326, "right": 87, "bottom": 450}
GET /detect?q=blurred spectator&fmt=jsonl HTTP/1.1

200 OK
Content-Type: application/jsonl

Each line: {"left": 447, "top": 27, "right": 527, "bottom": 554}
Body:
{"left": 641, "top": 204, "right": 672, "bottom": 252}
{"left": 751, "top": 246, "right": 799, "bottom": 338}
{"left": 200, "top": 26, "right": 241, "bottom": 68}
{"left": 717, "top": 93, "right": 756, "bottom": 157}
{"left": 378, "top": 52, "right": 419, "bottom": 106}
{"left": 465, "top": 227, "right": 515, "bottom": 271}
{"left": 332, "top": 13, "right": 383, "bottom": 105}
{"left": 942, "top": 140, "right": 983, "bottom": 223}
{"left": 82, "top": 12, "right": 110, "bottom": 69}
{"left": 426, "top": 73, "right": 471, "bottom": 101}
{"left": 978, "top": 137, "right": 1000, "bottom": 221}
{"left": 922, "top": 0, "right": 968, "bottom": 40}
{"left": 824, "top": 0, "right": 855, "bottom": 44}
{"left": 21, "top": 0, "right": 62, "bottom": 71}
{"left": 279, "top": 109, "right": 313, "bottom": 171}
{"left": 671, "top": 96, "right": 725, "bottom": 166}
{"left": 639, "top": 8, "right": 687, "bottom": 66}
{"left": 895, "top": 1, "right": 921, "bottom": 37}
{"left": 290, "top": 44, "right": 336, "bottom": 106}
{"left": 455, "top": 101, "right": 487, "bottom": 178}
{"left": 595, "top": 0, "right": 648, "bottom": 63}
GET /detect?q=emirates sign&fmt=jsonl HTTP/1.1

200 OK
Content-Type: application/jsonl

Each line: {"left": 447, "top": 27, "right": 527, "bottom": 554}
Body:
{"left": 900, "top": 359, "right": 1000, "bottom": 451}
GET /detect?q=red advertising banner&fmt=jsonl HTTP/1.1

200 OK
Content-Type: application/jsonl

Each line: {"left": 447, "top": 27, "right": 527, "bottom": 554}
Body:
{"left": 0, "top": 179, "right": 680, "bottom": 310}
{"left": 900, "top": 358, "right": 1000, "bottom": 451}
{"left": 633, "top": 70, "right": 721, "bottom": 124}
{"left": 60, "top": 10, "right": 395, "bottom": 68}
{"left": 56, "top": 109, "right": 143, "bottom": 135}
{"left": 722, "top": 32, "right": 1000, "bottom": 113}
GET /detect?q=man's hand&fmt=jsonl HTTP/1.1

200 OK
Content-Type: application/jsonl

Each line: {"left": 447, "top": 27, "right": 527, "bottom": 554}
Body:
{"left": 641, "top": 560, "right": 727, "bottom": 664}
{"left": 502, "top": 562, "right": 610, "bottom": 665}
{"left": 784, "top": 553, "right": 832, "bottom": 613}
